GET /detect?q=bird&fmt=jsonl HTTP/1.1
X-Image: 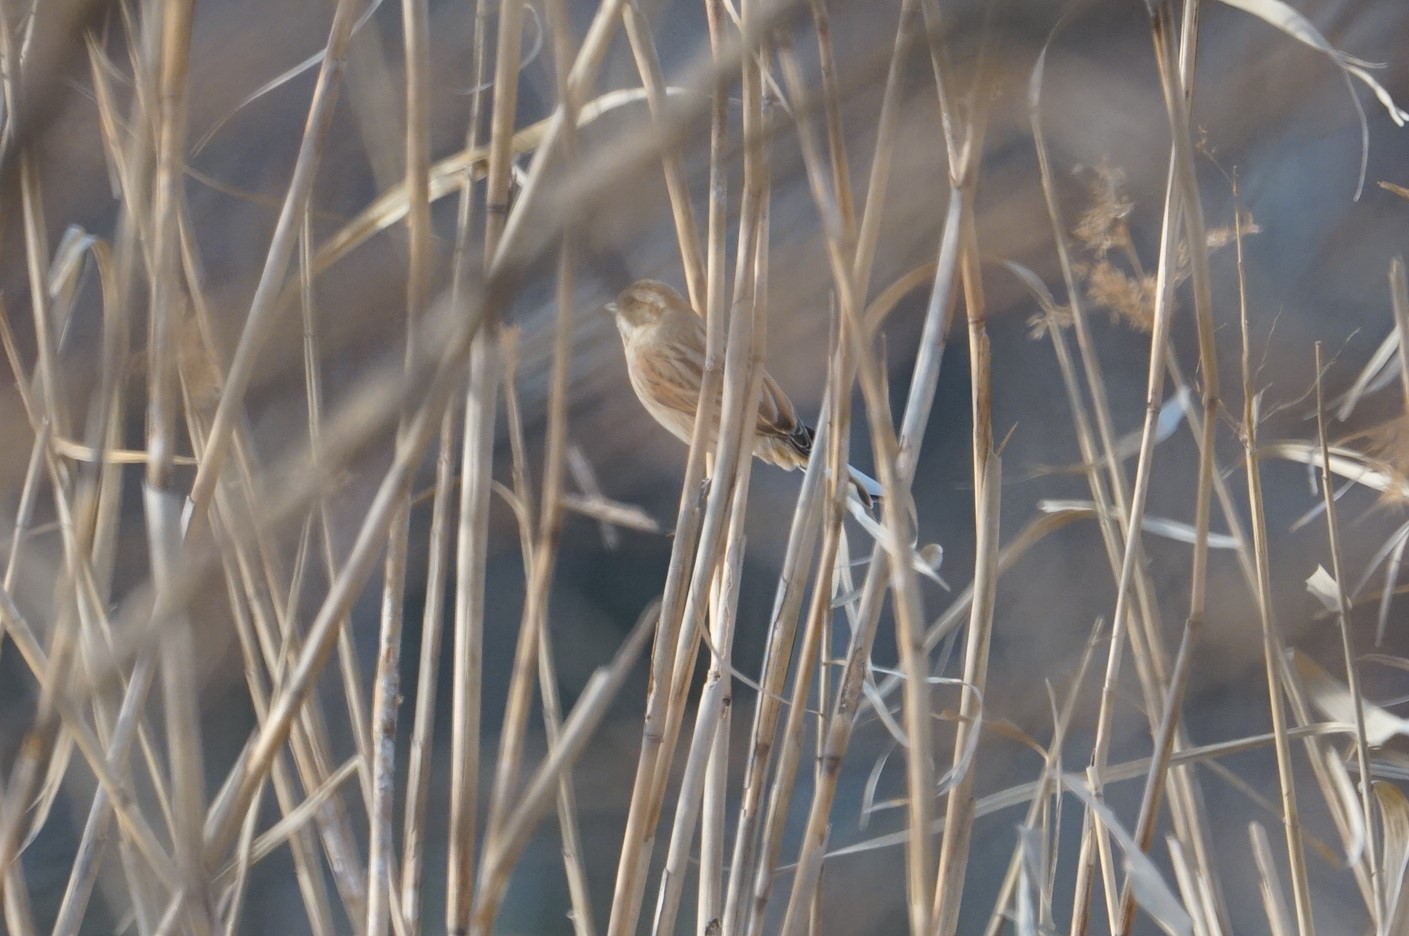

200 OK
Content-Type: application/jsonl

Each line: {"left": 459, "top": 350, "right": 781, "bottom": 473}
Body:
{"left": 605, "top": 279, "right": 883, "bottom": 506}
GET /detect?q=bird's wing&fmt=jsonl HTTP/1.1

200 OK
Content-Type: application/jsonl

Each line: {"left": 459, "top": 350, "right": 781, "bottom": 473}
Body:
{"left": 756, "top": 371, "right": 804, "bottom": 441}
{"left": 631, "top": 340, "right": 704, "bottom": 420}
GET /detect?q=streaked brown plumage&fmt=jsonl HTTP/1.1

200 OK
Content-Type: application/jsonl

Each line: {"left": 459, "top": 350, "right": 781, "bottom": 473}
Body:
{"left": 606, "top": 279, "right": 882, "bottom": 503}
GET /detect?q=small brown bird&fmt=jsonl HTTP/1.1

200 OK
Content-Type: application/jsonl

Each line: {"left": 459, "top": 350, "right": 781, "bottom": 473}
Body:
{"left": 606, "top": 279, "right": 882, "bottom": 504}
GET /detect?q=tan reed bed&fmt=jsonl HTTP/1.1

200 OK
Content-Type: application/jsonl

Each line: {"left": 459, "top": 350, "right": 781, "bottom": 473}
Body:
{"left": 1, "top": 2, "right": 1409, "bottom": 935}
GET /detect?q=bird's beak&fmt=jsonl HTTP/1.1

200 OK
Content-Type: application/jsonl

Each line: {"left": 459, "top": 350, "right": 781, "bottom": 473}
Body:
{"left": 604, "top": 300, "right": 620, "bottom": 318}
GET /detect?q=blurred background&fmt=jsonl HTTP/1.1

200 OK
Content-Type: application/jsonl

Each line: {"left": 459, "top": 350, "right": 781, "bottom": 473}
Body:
{"left": 3, "top": 0, "right": 1409, "bottom": 932}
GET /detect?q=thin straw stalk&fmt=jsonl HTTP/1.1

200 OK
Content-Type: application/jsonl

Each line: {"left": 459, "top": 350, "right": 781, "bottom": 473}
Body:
{"left": 1237, "top": 186, "right": 1315, "bottom": 936}
{"left": 446, "top": 0, "right": 493, "bottom": 928}
{"left": 1113, "top": 6, "right": 1223, "bottom": 932}
{"left": 1314, "top": 342, "right": 1381, "bottom": 928}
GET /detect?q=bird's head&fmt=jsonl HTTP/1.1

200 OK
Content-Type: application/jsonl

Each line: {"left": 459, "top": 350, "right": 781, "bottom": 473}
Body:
{"left": 606, "top": 279, "right": 686, "bottom": 341}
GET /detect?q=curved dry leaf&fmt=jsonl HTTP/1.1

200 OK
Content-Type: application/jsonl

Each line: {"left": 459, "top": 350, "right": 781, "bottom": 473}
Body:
{"left": 1264, "top": 442, "right": 1408, "bottom": 499}
{"left": 1059, "top": 774, "right": 1193, "bottom": 936}
{"left": 1377, "top": 782, "right": 1409, "bottom": 930}
{"left": 1248, "top": 822, "right": 1295, "bottom": 936}
{"left": 560, "top": 494, "right": 661, "bottom": 535}
{"left": 1016, "top": 824, "right": 1042, "bottom": 936}
{"left": 859, "top": 740, "right": 898, "bottom": 830}
{"left": 1292, "top": 649, "right": 1409, "bottom": 746}
{"left": 1326, "top": 754, "right": 1368, "bottom": 870}
{"left": 847, "top": 497, "right": 950, "bottom": 589}
{"left": 1306, "top": 564, "right": 1342, "bottom": 613}
{"left": 1218, "top": 0, "right": 1409, "bottom": 197}
{"left": 1038, "top": 499, "right": 1239, "bottom": 549}
{"left": 1332, "top": 327, "right": 1400, "bottom": 420}
{"left": 309, "top": 87, "right": 670, "bottom": 280}
{"left": 192, "top": 0, "right": 387, "bottom": 155}
{"left": 1351, "top": 520, "right": 1409, "bottom": 600}
{"left": 816, "top": 721, "right": 1369, "bottom": 866}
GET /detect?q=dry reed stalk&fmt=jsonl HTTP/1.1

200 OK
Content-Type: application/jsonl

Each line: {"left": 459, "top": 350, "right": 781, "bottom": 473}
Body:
{"left": 209, "top": 12, "right": 756, "bottom": 936}
{"left": 655, "top": 171, "right": 774, "bottom": 936}
{"left": 1236, "top": 185, "right": 1316, "bottom": 934}
{"left": 828, "top": 9, "right": 944, "bottom": 932}
{"left": 1391, "top": 260, "right": 1409, "bottom": 420}
{"left": 767, "top": 11, "right": 980, "bottom": 931}
{"left": 708, "top": 35, "right": 867, "bottom": 922}
{"left": 495, "top": 328, "right": 596, "bottom": 936}
{"left": 716, "top": 13, "right": 842, "bottom": 936}
{"left": 1032, "top": 23, "right": 1230, "bottom": 919}
{"left": 513, "top": 4, "right": 597, "bottom": 932}
{"left": 1250, "top": 822, "right": 1296, "bottom": 936}
{"left": 6, "top": 3, "right": 1406, "bottom": 935}
{"left": 473, "top": 0, "right": 555, "bottom": 920}
{"left": 199, "top": 278, "right": 495, "bottom": 871}
{"left": 611, "top": 116, "right": 763, "bottom": 936}
{"left": 184, "top": 200, "right": 375, "bottom": 929}
{"left": 364, "top": 0, "right": 434, "bottom": 929}
{"left": 981, "top": 617, "right": 1104, "bottom": 935}
{"left": 605, "top": 4, "right": 782, "bottom": 931}
{"left": 0, "top": 64, "right": 103, "bottom": 935}
{"left": 1028, "top": 42, "right": 1173, "bottom": 725}
{"left": 1071, "top": 2, "right": 1224, "bottom": 928}
{"left": 622, "top": 1, "right": 707, "bottom": 312}
{"left": 929, "top": 53, "right": 998, "bottom": 936}
{"left": 753, "top": 476, "right": 848, "bottom": 935}
{"left": 699, "top": 3, "right": 737, "bottom": 930}
{"left": 21, "top": 43, "right": 156, "bottom": 912}
{"left": 175, "top": 249, "right": 357, "bottom": 934}
{"left": 183, "top": 0, "right": 362, "bottom": 535}
{"left": 651, "top": 461, "right": 754, "bottom": 936}
{"left": 1111, "top": 6, "right": 1223, "bottom": 933}
{"left": 472, "top": 605, "right": 658, "bottom": 935}
{"left": 1314, "top": 342, "right": 1382, "bottom": 928}
{"left": 446, "top": 0, "right": 493, "bottom": 929}
{"left": 398, "top": 407, "right": 457, "bottom": 932}
{"left": 294, "top": 213, "right": 377, "bottom": 925}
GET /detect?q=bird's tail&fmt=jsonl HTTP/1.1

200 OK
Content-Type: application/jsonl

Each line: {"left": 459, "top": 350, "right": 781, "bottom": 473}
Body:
{"left": 847, "top": 465, "right": 883, "bottom": 509}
